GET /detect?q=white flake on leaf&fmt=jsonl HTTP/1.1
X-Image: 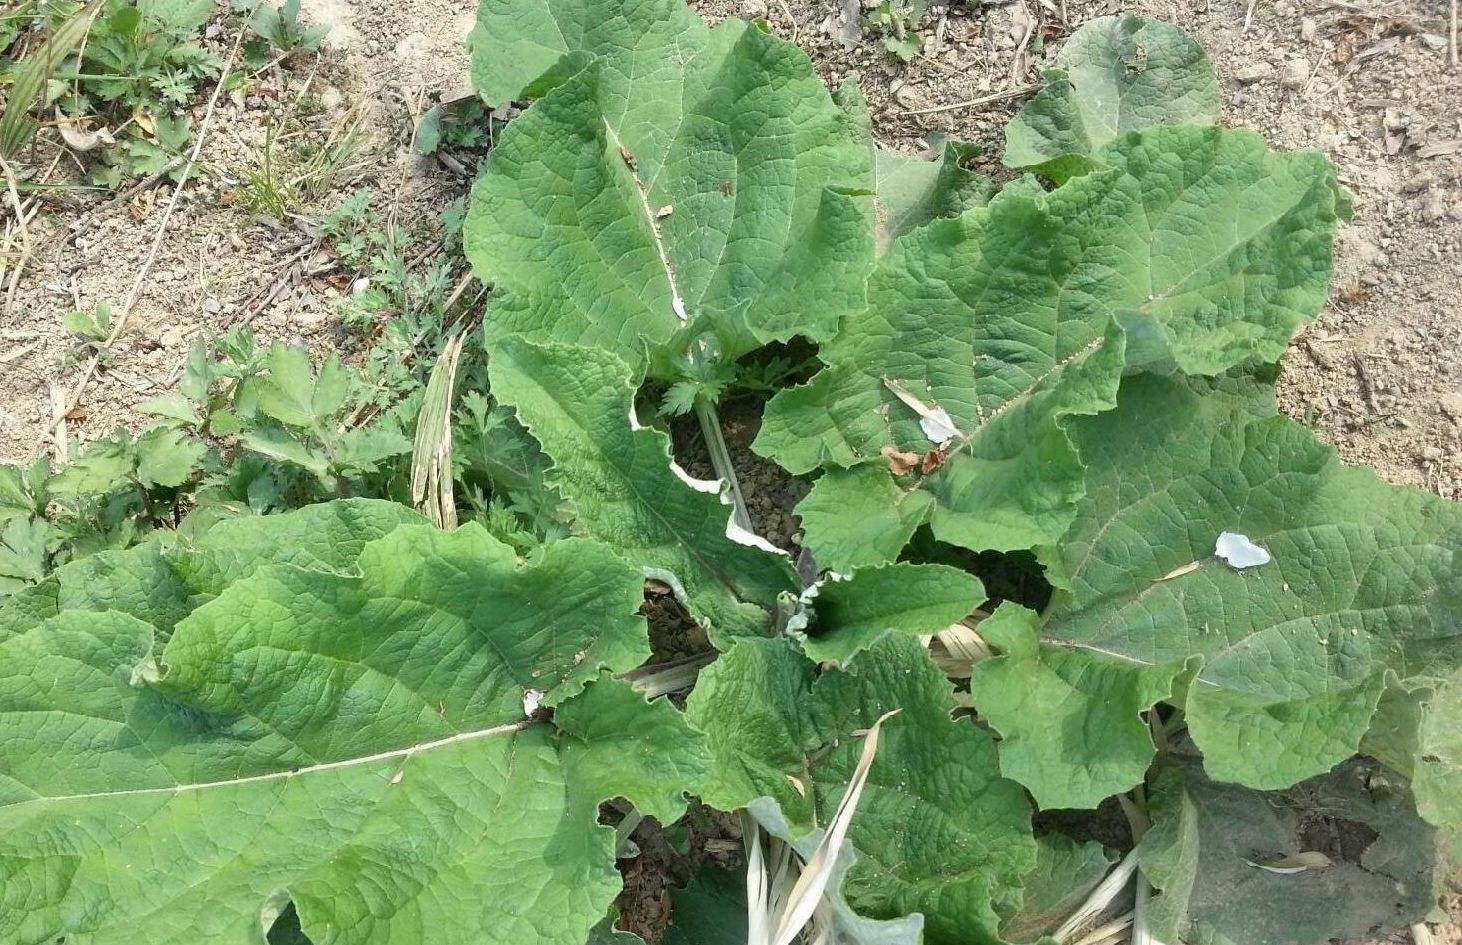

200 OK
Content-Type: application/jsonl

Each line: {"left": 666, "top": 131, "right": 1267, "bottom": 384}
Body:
{"left": 726, "top": 517, "right": 789, "bottom": 556}
{"left": 673, "top": 296, "right": 687, "bottom": 320}
{"left": 919, "top": 408, "right": 958, "bottom": 444}
{"left": 1215, "top": 532, "right": 1271, "bottom": 569}
{"left": 522, "top": 689, "right": 546, "bottom": 717}
{"left": 670, "top": 461, "right": 722, "bottom": 494}
{"left": 882, "top": 377, "right": 961, "bottom": 444}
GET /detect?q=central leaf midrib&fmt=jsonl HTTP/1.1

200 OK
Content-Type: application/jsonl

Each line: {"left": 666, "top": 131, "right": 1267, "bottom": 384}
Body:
{"left": 15, "top": 719, "right": 533, "bottom": 804}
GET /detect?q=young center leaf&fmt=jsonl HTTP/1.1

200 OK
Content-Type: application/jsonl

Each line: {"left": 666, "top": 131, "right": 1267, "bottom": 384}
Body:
{"left": 1138, "top": 758, "right": 1441, "bottom": 945}
{"left": 795, "top": 562, "right": 984, "bottom": 666}
{"left": 466, "top": 0, "right": 874, "bottom": 380}
{"left": 970, "top": 373, "right": 1462, "bottom": 807}
{"left": 685, "top": 636, "right": 1036, "bottom": 945}
{"left": 758, "top": 124, "right": 1345, "bottom": 571}
{"left": 488, "top": 339, "right": 798, "bottom": 641}
{"left": 1004, "top": 14, "right": 1221, "bottom": 181}
{"left": 0, "top": 512, "right": 709, "bottom": 945}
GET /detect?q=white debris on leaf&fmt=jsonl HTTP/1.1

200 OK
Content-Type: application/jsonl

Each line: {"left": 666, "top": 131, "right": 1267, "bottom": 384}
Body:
{"left": 1215, "top": 531, "right": 1271, "bottom": 569}
{"left": 672, "top": 296, "right": 687, "bottom": 320}
{"left": 670, "top": 461, "right": 722, "bottom": 494}
{"left": 522, "top": 688, "right": 546, "bottom": 717}
{"left": 882, "top": 377, "right": 961, "bottom": 444}
{"left": 919, "top": 408, "right": 959, "bottom": 444}
{"left": 726, "top": 517, "right": 789, "bottom": 556}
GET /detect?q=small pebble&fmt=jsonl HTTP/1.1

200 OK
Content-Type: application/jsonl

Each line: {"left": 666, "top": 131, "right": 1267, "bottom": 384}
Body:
{"left": 1280, "top": 58, "right": 1310, "bottom": 90}
{"left": 1233, "top": 62, "right": 1274, "bottom": 84}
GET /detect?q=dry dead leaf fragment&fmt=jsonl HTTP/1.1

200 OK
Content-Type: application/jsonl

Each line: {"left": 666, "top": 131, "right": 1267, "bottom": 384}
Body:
{"left": 881, "top": 446, "right": 919, "bottom": 476}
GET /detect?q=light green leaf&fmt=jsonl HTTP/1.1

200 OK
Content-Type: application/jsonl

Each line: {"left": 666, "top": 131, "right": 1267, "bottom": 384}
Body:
{"left": 136, "top": 391, "right": 203, "bottom": 426}
{"left": 137, "top": 0, "right": 213, "bottom": 33}
{"left": 1004, "top": 14, "right": 1220, "bottom": 180}
{"left": 471, "top": 0, "right": 698, "bottom": 106}
{"left": 685, "top": 636, "right": 1035, "bottom": 944}
{"left": 1139, "top": 758, "right": 1441, "bottom": 945}
{"left": 761, "top": 125, "right": 1344, "bottom": 569}
{"left": 240, "top": 427, "right": 331, "bottom": 478}
{"left": 792, "top": 465, "right": 934, "bottom": 571}
{"left": 466, "top": 9, "right": 874, "bottom": 378}
{"left": 970, "top": 603, "right": 1194, "bottom": 810}
{"left": 488, "top": 339, "right": 797, "bottom": 642}
{"left": 994, "top": 374, "right": 1462, "bottom": 800}
{"left": 798, "top": 562, "right": 983, "bottom": 666}
{"left": 0, "top": 516, "right": 52, "bottom": 591}
{"left": 0, "top": 521, "right": 686, "bottom": 945}
{"left": 557, "top": 675, "right": 709, "bottom": 823}
{"left": 134, "top": 426, "right": 207, "bottom": 488}
{"left": 873, "top": 138, "right": 993, "bottom": 253}
{"left": 255, "top": 343, "right": 323, "bottom": 428}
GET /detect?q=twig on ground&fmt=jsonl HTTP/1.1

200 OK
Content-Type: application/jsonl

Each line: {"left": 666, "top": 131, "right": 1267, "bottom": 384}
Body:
{"left": 1449, "top": 0, "right": 1457, "bottom": 71}
{"left": 1243, "top": 0, "right": 1259, "bottom": 33}
{"left": 901, "top": 83, "right": 1039, "bottom": 115}
{"left": 66, "top": 155, "right": 184, "bottom": 231}
{"left": 64, "top": 24, "right": 250, "bottom": 416}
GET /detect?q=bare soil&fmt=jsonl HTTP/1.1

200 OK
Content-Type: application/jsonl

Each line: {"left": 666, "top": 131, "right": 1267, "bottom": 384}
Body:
{"left": 0, "top": 0, "right": 1457, "bottom": 942}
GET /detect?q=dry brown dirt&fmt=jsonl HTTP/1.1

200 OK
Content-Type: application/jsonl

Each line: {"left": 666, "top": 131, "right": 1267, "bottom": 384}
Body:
{"left": 0, "top": 0, "right": 1458, "bottom": 941}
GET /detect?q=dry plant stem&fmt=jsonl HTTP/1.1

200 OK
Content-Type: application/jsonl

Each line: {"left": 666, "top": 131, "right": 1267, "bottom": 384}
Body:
{"left": 902, "top": 84, "right": 1038, "bottom": 116}
{"left": 63, "top": 24, "right": 250, "bottom": 418}
{"left": 694, "top": 394, "right": 753, "bottom": 533}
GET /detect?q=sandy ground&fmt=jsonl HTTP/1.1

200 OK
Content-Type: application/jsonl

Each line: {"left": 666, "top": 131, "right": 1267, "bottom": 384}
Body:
{"left": 0, "top": 0, "right": 1458, "bottom": 941}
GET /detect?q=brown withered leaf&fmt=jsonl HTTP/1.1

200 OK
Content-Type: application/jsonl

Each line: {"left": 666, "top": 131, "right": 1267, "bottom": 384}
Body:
{"left": 881, "top": 446, "right": 919, "bottom": 476}
{"left": 922, "top": 447, "right": 947, "bottom": 475}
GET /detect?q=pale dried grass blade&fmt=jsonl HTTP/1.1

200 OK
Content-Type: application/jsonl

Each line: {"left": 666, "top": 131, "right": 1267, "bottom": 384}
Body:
{"left": 930, "top": 618, "right": 992, "bottom": 678}
{"left": 1071, "top": 912, "right": 1134, "bottom": 945}
{"left": 410, "top": 332, "right": 465, "bottom": 528}
{"left": 1053, "top": 849, "right": 1140, "bottom": 943}
{"left": 769, "top": 709, "right": 899, "bottom": 945}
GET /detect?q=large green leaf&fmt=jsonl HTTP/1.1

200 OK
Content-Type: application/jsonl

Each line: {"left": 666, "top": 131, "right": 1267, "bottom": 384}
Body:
{"left": 1138, "top": 758, "right": 1440, "bottom": 945}
{"left": 685, "top": 636, "right": 1035, "bottom": 944}
{"left": 0, "top": 518, "right": 708, "bottom": 945}
{"left": 466, "top": 4, "right": 874, "bottom": 379}
{"left": 970, "top": 602, "right": 1194, "bottom": 810}
{"left": 758, "top": 125, "right": 1344, "bottom": 571}
{"left": 487, "top": 339, "right": 797, "bottom": 641}
{"left": 971, "top": 374, "right": 1462, "bottom": 805}
{"left": 1003, "top": 14, "right": 1220, "bottom": 180}
{"left": 0, "top": 499, "right": 424, "bottom": 643}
